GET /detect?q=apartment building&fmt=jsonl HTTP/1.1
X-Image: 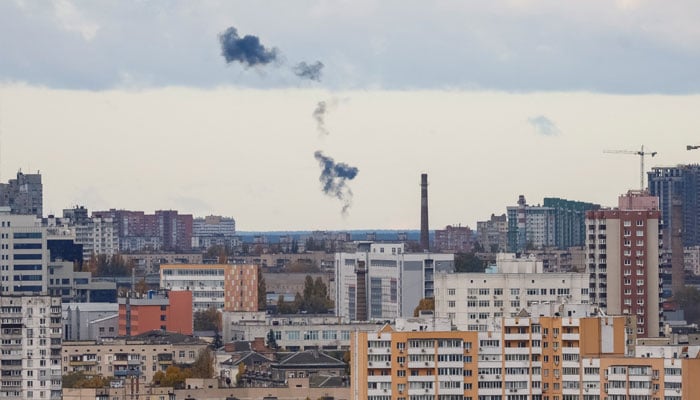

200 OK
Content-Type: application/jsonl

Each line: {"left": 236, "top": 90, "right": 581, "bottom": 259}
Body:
{"left": 586, "top": 190, "right": 662, "bottom": 338}
{"left": 350, "top": 312, "right": 700, "bottom": 400}
{"left": 648, "top": 164, "right": 700, "bottom": 246}
{"left": 434, "top": 254, "right": 589, "bottom": 330}
{"left": 335, "top": 242, "right": 454, "bottom": 321}
{"left": 434, "top": 225, "right": 473, "bottom": 253}
{"left": 62, "top": 331, "right": 208, "bottom": 384}
{"left": 0, "top": 209, "right": 49, "bottom": 295}
{"left": 118, "top": 290, "right": 193, "bottom": 336}
{"left": 0, "top": 170, "right": 42, "bottom": 217}
{"left": 160, "top": 263, "right": 258, "bottom": 312}
{"left": 476, "top": 213, "right": 508, "bottom": 253}
{"left": 191, "top": 215, "right": 238, "bottom": 250}
{"left": 222, "top": 311, "right": 380, "bottom": 350}
{"left": 92, "top": 209, "right": 193, "bottom": 252}
{"left": 0, "top": 296, "right": 62, "bottom": 400}
{"left": 507, "top": 195, "right": 556, "bottom": 252}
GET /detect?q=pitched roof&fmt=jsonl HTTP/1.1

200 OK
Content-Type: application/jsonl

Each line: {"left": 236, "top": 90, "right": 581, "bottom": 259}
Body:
{"left": 223, "top": 351, "right": 274, "bottom": 367}
{"left": 277, "top": 350, "right": 345, "bottom": 368}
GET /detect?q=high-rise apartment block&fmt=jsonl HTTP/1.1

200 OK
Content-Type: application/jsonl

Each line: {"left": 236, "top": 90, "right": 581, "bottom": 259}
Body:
{"left": 351, "top": 312, "right": 663, "bottom": 400}
{"left": 92, "top": 209, "right": 193, "bottom": 252}
{"left": 648, "top": 164, "right": 700, "bottom": 246}
{"left": 191, "top": 215, "right": 238, "bottom": 250}
{"left": 0, "top": 295, "right": 62, "bottom": 400}
{"left": 586, "top": 190, "right": 662, "bottom": 337}
{"left": 0, "top": 171, "right": 42, "bottom": 217}
{"left": 160, "top": 263, "right": 259, "bottom": 312}
{"left": 335, "top": 242, "right": 454, "bottom": 321}
{"left": 476, "top": 213, "right": 507, "bottom": 252}
{"left": 543, "top": 197, "right": 600, "bottom": 249}
{"left": 508, "top": 196, "right": 599, "bottom": 252}
{"left": 0, "top": 210, "right": 49, "bottom": 295}
{"left": 507, "top": 195, "right": 556, "bottom": 252}
{"left": 434, "top": 225, "right": 473, "bottom": 253}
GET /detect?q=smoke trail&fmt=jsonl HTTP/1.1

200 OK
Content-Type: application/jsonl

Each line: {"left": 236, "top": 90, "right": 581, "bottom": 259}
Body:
{"left": 314, "top": 151, "right": 359, "bottom": 214}
{"left": 528, "top": 115, "right": 561, "bottom": 136}
{"left": 313, "top": 101, "right": 329, "bottom": 136}
{"left": 293, "top": 61, "right": 324, "bottom": 81}
{"left": 218, "top": 26, "right": 278, "bottom": 67}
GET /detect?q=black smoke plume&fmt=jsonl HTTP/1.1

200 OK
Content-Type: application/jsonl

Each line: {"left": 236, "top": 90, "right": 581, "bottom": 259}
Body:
{"left": 314, "top": 151, "right": 359, "bottom": 215}
{"left": 218, "top": 26, "right": 278, "bottom": 67}
{"left": 313, "top": 101, "right": 329, "bottom": 136}
{"left": 294, "top": 61, "right": 324, "bottom": 81}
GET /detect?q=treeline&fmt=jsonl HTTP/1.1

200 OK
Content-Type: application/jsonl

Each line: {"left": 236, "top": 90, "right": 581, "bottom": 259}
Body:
{"left": 277, "top": 275, "right": 333, "bottom": 314}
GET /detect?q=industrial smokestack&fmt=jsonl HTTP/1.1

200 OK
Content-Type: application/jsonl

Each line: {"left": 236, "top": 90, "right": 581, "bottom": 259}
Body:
{"left": 420, "top": 173, "right": 429, "bottom": 251}
{"left": 355, "top": 261, "right": 368, "bottom": 321}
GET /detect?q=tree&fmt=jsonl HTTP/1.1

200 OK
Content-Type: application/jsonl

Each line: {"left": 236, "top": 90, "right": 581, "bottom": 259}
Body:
{"left": 205, "top": 244, "right": 230, "bottom": 263}
{"left": 257, "top": 267, "right": 267, "bottom": 311}
{"left": 134, "top": 278, "right": 149, "bottom": 295}
{"left": 277, "top": 294, "right": 296, "bottom": 314}
{"left": 89, "top": 254, "right": 134, "bottom": 277}
{"left": 152, "top": 365, "right": 191, "bottom": 387}
{"left": 674, "top": 285, "right": 700, "bottom": 324}
{"left": 62, "top": 372, "right": 111, "bottom": 388}
{"left": 413, "top": 298, "right": 434, "bottom": 317}
{"left": 454, "top": 252, "right": 486, "bottom": 273}
{"left": 190, "top": 349, "right": 215, "bottom": 379}
{"left": 236, "top": 363, "right": 246, "bottom": 387}
{"left": 267, "top": 329, "right": 278, "bottom": 349}
{"left": 193, "top": 307, "right": 222, "bottom": 332}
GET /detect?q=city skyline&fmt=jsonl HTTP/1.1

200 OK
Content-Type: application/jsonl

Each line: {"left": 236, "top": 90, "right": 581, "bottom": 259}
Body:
{"left": 1, "top": 2, "right": 700, "bottom": 230}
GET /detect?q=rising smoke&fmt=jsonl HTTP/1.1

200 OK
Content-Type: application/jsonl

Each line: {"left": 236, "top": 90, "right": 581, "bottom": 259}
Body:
{"left": 218, "top": 26, "right": 279, "bottom": 67}
{"left": 218, "top": 26, "right": 324, "bottom": 82}
{"left": 313, "top": 101, "right": 329, "bottom": 136}
{"left": 293, "top": 61, "right": 324, "bottom": 81}
{"left": 314, "top": 151, "right": 359, "bottom": 215}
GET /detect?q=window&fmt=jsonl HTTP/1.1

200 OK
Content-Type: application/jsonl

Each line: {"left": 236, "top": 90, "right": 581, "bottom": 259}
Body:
{"left": 448, "top": 289, "right": 456, "bottom": 296}
{"left": 448, "top": 301, "right": 456, "bottom": 308}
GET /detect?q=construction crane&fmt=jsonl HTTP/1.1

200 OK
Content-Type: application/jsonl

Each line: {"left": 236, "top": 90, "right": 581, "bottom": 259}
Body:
{"left": 603, "top": 145, "right": 657, "bottom": 191}
{"left": 688, "top": 145, "right": 700, "bottom": 151}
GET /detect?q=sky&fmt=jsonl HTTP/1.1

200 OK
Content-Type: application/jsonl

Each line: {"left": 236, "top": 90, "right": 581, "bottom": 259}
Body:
{"left": 1, "top": 1, "right": 700, "bottom": 231}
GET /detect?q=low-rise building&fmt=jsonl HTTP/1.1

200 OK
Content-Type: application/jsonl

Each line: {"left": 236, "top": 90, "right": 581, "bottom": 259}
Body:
{"left": 434, "top": 253, "right": 589, "bottom": 330}
{"left": 63, "top": 302, "right": 119, "bottom": 341}
{"left": 118, "top": 290, "right": 193, "bottom": 336}
{"left": 62, "top": 331, "right": 209, "bottom": 384}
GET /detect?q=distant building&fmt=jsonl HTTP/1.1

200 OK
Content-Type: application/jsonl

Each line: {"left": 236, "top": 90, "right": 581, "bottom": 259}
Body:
{"left": 0, "top": 170, "right": 42, "bottom": 217}
{"left": 118, "top": 290, "right": 193, "bottom": 336}
{"left": 507, "top": 195, "right": 556, "bottom": 252}
{"left": 0, "top": 210, "right": 49, "bottom": 295}
{"left": 92, "top": 209, "right": 193, "bottom": 252}
{"left": 543, "top": 197, "right": 600, "bottom": 249}
{"left": 191, "top": 215, "right": 238, "bottom": 250}
{"left": 586, "top": 190, "right": 662, "bottom": 338}
{"left": 434, "top": 225, "right": 473, "bottom": 253}
{"left": 648, "top": 164, "right": 700, "bottom": 246}
{"left": 476, "top": 213, "right": 507, "bottom": 252}
{"left": 335, "top": 242, "right": 454, "bottom": 320}
{"left": 160, "top": 263, "right": 259, "bottom": 312}
{"left": 120, "top": 252, "right": 203, "bottom": 275}
{"left": 62, "top": 302, "right": 119, "bottom": 341}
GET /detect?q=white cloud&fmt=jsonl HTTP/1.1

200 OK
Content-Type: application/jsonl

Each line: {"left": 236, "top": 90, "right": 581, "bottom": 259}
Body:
{"left": 52, "top": 0, "right": 100, "bottom": 41}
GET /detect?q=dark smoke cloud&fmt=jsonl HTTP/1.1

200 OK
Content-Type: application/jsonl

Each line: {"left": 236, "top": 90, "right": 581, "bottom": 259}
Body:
{"left": 293, "top": 61, "right": 324, "bottom": 81}
{"left": 314, "top": 151, "right": 359, "bottom": 215}
{"left": 313, "top": 101, "right": 329, "bottom": 136}
{"left": 218, "top": 26, "right": 279, "bottom": 67}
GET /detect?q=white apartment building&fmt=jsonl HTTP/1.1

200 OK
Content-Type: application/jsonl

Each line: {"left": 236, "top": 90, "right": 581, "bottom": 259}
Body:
{"left": 74, "top": 217, "right": 119, "bottom": 260}
{"left": 0, "top": 296, "right": 62, "bottom": 400}
{"left": 192, "top": 215, "right": 237, "bottom": 250}
{"left": 335, "top": 242, "right": 454, "bottom": 321}
{"left": 434, "top": 254, "right": 589, "bottom": 330}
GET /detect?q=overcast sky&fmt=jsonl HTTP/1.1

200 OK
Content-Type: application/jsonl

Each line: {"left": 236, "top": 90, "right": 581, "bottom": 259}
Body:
{"left": 1, "top": 1, "right": 700, "bottom": 230}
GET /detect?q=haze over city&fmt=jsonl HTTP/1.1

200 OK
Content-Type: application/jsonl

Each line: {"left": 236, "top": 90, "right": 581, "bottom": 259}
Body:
{"left": 1, "top": 1, "right": 700, "bottom": 230}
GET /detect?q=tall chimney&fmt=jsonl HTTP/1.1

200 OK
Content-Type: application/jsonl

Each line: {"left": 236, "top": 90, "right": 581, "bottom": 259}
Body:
{"left": 355, "top": 261, "right": 368, "bottom": 321}
{"left": 420, "top": 173, "right": 429, "bottom": 251}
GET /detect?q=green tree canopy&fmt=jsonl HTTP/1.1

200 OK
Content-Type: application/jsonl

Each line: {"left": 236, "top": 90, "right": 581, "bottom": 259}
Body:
{"left": 193, "top": 306, "right": 222, "bottom": 332}
{"left": 454, "top": 252, "right": 487, "bottom": 273}
{"left": 190, "top": 349, "right": 215, "bottom": 379}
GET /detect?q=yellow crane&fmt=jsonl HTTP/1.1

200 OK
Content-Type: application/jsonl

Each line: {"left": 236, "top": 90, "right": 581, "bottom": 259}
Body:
{"left": 603, "top": 145, "right": 657, "bottom": 191}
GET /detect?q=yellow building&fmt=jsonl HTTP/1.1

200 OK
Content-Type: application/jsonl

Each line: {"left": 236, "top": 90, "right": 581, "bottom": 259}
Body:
{"left": 351, "top": 315, "right": 700, "bottom": 400}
